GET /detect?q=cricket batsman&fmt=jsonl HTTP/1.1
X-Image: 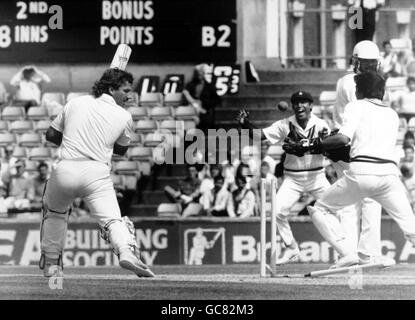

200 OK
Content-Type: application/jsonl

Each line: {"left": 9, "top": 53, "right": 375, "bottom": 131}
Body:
{"left": 39, "top": 68, "right": 155, "bottom": 278}
{"left": 237, "top": 91, "right": 331, "bottom": 264}
{"left": 330, "top": 40, "right": 394, "bottom": 265}
{"left": 285, "top": 72, "right": 415, "bottom": 268}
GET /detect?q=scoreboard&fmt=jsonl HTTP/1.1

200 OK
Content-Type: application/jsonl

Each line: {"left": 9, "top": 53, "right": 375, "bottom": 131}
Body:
{"left": 0, "top": 0, "right": 236, "bottom": 63}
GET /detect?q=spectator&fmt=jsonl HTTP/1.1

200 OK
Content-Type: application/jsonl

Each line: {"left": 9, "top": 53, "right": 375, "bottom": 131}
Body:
{"left": 31, "top": 162, "right": 49, "bottom": 208}
{"left": 228, "top": 175, "right": 256, "bottom": 218}
{"left": 401, "top": 144, "right": 415, "bottom": 163}
{"left": 380, "top": 40, "right": 399, "bottom": 79}
{"left": 71, "top": 198, "right": 89, "bottom": 218}
{"left": 4, "top": 160, "right": 34, "bottom": 210}
{"left": 200, "top": 175, "right": 231, "bottom": 217}
{"left": 0, "top": 81, "right": 8, "bottom": 106}
{"left": 10, "top": 65, "right": 51, "bottom": 111}
{"left": 199, "top": 164, "right": 222, "bottom": 195}
{"left": 182, "top": 63, "right": 221, "bottom": 132}
{"left": 403, "top": 131, "right": 415, "bottom": 147}
{"left": 395, "top": 50, "right": 415, "bottom": 77}
{"left": 348, "top": 0, "right": 384, "bottom": 45}
{"left": 164, "top": 164, "right": 202, "bottom": 217}
{"left": 393, "top": 77, "right": 415, "bottom": 120}
{"left": 401, "top": 163, "right": 415, "bottom": 211}
{"left": 0, "top": 184, "right": 8, "bottom": 215}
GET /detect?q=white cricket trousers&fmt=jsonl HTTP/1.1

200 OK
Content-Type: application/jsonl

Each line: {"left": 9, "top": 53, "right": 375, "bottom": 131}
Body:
{"left": 316, "top": 172, "right": 415, "bottom": 244}
{"left": 40, "top": 160, "right": 132, "bottom": 258}
{"left": 275, "top": 172, "right": 330, "bottom": 247}
{"left": 332, "top": 161, "right": 382, "bottom": 256}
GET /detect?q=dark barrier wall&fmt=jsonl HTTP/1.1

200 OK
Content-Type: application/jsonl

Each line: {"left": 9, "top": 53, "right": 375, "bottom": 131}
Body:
{"left": 0, "top": 0, "right": 236, "bottom": 63}
{"left": 0, "top": 217, "right": 414, "bottom": 266}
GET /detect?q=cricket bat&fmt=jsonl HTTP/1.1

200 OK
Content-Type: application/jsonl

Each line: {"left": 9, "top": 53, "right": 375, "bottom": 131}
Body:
{"left": 110, "top": 44, "right": 132, "bottom": 70}
{"left": 304, "top": 261, "right": 395, "bottom": 278}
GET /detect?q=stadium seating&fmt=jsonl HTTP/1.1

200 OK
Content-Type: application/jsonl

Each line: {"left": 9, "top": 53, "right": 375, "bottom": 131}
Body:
{"left": 128, "top": 146, "right": 153, "bottom": 161}
{"left": 0, "top": 133, "right": 16, "bottom": 146}
{"left": 399, "top": 117, "right": 408, "bottom": 132}
{"left": 28, "top": 147, "right": 52, "bottom": 160}
{"left": 122, "top": 175, "right": 139, "bottom": 189}
{"left": 139, "top": 92, "right": 163, "bottom": 108}
{"left": 127, "top": 106, "right": 148, "bottom": 121}
{"left": 157, "top": 203, "right": 181, "bottom": 217}
{"left": 175, "top": 106, "right": 198, "bottom": 121}
{"left": 159, "top": 120, "right": 184, "bottom": 135}
{"left": 149, "top": 106, "right": 173, "bottom": 121}
{"left": 9, "top": 120, "right": 33, "bottom": 133}
{"left": 66, "top": 92, "right": 89, "bottom": 102}
{"left": 390, "top": 38, "right": 412, "bottom": 52}
{"left": 1, "top": 107, "right": 25, "bottom": 121}
{"left": 143, "top": 132, "right": 166, "bottom": 147}
{"left": 25, "top": 160, "right": 39, "bottom": 175}
{"left": 135, "top": 119, "right": 158, "bottom": 134}
{"left": 386, "top": 77, "right": 407, "bottom": 92}
{"left": 111, "top": 174, "right": 125, "bottom": 190}
{"left": 27, "top": 106, "right": 49, "bottom": 121}
{"left": 0, "top": 120, "right": 8, "bottom": 132}
{"left": 138, "top": 161, "right": 152, "bottom": 176}
{"left": 163, "top": 92, "right": 183, "bottom": 107}
{"left": 41, "top": 92, "right": 65, "bottom": 107}
{"left": 408, "top": 117, "right": 415, "bottom": 132}
{"left": 12, "top": 146, "right": 27, "bottom": 159}
{"left": 129, "top": 133, "right": 143, "bottom": 146}
{"left": 18, "top": 133, "right": 42, "bottom": 147}
{"left": 49, "top": 105, "right": 63, "bottom": 120}
{"left": 34, "top": 120, "right": 51, "bottom": 133}
{"left": 114, "top": 161, "right": 140, "bottom": 175}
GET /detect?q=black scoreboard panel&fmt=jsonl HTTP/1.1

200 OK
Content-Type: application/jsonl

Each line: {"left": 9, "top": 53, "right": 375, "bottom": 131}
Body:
{"left": 0, "top": 0, "right": 236, "bottom": 63}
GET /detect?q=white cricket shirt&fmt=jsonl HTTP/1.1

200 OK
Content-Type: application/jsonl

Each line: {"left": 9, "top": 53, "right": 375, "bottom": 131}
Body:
{"left": 333, "top": 72, "right": 356, "bottom": 129}
{"left": 263, "top": 114, "right": 330, "bottom": 178}
{"left": 339, "top": 98, "right": 400, "bottom": 175}
{"left": 51, "top": 94, "right": 134, "bottom": 166}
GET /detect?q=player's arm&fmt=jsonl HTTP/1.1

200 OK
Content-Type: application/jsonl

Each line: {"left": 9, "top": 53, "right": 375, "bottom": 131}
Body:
{"left": 45, "top": 127, "right": 63, "bottom": 146}
{"left": 46, "top": 99, "right": 69, "bottom": 146}
{"left": 114, "top": 117, "right": 134, "bottom": 156}
{"left": 236, "top": 109, "right": 267, "bottom": 141}
{"left": 113, "top": 143, "right": 128, "bottom": 156}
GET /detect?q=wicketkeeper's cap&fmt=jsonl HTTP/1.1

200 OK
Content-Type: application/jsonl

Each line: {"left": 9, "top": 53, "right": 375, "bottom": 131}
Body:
{"left": 291, "top": 91, "right": 313, "bottom": 104}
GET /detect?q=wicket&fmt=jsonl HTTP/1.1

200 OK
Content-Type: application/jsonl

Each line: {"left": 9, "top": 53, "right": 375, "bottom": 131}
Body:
{"left": 260, "top": 178, "right": 278, "bottom": 277}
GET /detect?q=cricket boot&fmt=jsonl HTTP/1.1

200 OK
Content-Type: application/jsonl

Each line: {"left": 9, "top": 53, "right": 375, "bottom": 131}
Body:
{"left": 359, "top": 255, "right": 396, "bottom": 268}
{"left": 330, "top": 253, "right": 359, "bottom": 269}
{"left": 119, "top": 248, "right": 155, "bottom": 278}
{"left": 276, "top": 247, "right": 300, "bottom": 265}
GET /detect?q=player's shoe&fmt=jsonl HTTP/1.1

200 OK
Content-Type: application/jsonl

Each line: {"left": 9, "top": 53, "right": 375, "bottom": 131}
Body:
{"left": 359, "top": 255, "right": 396, "bottom": 268}
{"left": 276, "top": 247, "right": 300, "bottom": 265}
{"left": 330, "top": 253, "right": 359, "bottom": 269}
{"left": 39, "top": 254, "right": 64, "bottom": 278}
{"left": 119, "top": 248, "right": 155, "bottom": 278}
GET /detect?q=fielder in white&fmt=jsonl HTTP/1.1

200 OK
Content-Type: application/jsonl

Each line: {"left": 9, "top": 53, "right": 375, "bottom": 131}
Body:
{"left": 331, "top": 40, "right": 391, "bottom": 264}
{"left": 295, "top": 72, "right": 415, "bottom": 268}
{"left": 39, "top": 68, "right": 155, "bottom": 278}
{"left": 237, "top": 91, "right": 331, "bottom": 264}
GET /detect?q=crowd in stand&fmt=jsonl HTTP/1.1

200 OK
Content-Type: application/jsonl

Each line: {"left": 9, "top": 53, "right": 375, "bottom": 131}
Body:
{"left": 2, "top": 44, "right": 415, "bottom": 219}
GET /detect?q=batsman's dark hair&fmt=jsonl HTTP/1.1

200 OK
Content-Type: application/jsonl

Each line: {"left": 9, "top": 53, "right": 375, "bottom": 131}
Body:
{"left": 92, "top": 68, "right": 133, "bottom": 98}
{"left": 354, "top": 71, "right": 385, "bottom": 100}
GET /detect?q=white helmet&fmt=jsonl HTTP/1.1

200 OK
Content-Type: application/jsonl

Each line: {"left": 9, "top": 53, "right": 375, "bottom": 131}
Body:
{"left": 353, "top": 40, "right": 380, "bottom": 60}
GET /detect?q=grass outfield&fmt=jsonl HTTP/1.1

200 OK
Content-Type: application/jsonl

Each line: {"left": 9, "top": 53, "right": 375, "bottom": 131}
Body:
{"left": 1, "top": 264, "right": 415, "bottom": 300}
